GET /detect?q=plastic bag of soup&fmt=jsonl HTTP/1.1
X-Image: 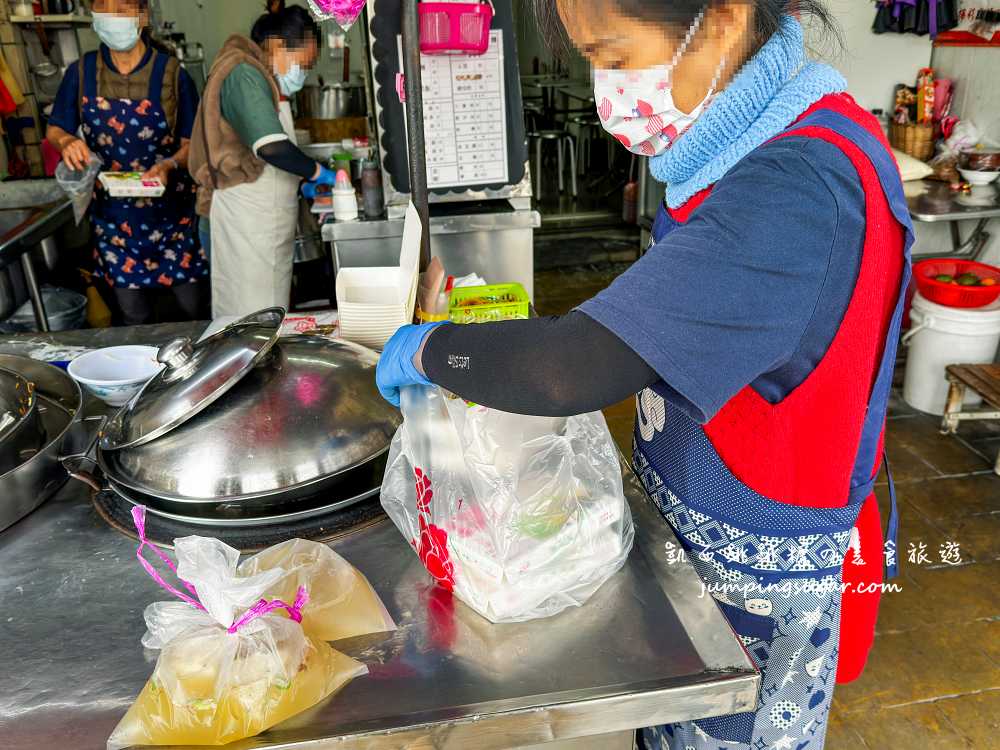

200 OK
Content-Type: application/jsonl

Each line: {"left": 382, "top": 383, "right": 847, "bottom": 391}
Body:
{"left": 108, "top": 507, "right": 369, "bottom": 749}
{"left": 238, "top": 538, "right": 396, "bottom": 642}
{"left": 381, "top": 385, "right": 634, "bottom": 624}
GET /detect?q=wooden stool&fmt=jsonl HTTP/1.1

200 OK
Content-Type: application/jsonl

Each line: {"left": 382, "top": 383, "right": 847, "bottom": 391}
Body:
{"left": 941, "top": 363, "right": 1000, "bottom": 475}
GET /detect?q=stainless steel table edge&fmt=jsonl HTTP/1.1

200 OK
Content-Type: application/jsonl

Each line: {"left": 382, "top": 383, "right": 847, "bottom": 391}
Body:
{"left": 254, "top": 674, "right": 759, "bottom": 750}
{"left": 622, "top": 466, "right": 758, "bottom": 674}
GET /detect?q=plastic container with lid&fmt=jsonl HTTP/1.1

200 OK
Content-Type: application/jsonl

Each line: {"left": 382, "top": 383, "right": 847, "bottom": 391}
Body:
{"left": 332, "top": 169, "right": 359, "bottom": 222}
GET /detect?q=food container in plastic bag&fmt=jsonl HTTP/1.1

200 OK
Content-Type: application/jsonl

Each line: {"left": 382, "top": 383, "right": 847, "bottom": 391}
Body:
{"left": 108, "top": 507, "right": 392, "bottom": 749}
{"left": 381, "top": 385, "right": 634, "bottom": 623}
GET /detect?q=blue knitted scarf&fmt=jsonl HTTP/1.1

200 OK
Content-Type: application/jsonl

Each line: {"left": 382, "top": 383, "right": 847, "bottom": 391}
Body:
{"left": 649, "top": 17, "right": 847, "bottom": 208}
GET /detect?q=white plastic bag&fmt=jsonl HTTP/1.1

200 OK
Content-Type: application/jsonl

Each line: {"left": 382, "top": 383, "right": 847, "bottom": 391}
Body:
{"left": 381, "top": 385, "right": 634, "bottom": 623}
{"left": 108, "top": 508, "right": 370, "bottom": 749}
{"left": 55, "top": 152, "right": 102, "bottom": 225}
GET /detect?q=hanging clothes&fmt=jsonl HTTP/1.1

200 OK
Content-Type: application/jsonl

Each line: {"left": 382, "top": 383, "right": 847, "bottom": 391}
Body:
{"left": 0, "top": 50, "right": 25, "bottom": 110}
{"left": 872, "top": 0, "right": 959, "bottom": 38}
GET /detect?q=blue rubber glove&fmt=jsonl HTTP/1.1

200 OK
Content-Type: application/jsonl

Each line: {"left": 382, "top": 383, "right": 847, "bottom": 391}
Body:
{"left": 376, "top": 322, "right": 449, "bottom": 407}
{"left": 301, "top": 165, "right": 337, "bottom": 200}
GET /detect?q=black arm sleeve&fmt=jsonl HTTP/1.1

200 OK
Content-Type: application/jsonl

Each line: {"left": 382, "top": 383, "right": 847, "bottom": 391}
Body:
{"left": 256, "top": 140, "right": 320, "bottom": 180}
{"left": 422, "top": 311, "right": 659, "bottom": 417}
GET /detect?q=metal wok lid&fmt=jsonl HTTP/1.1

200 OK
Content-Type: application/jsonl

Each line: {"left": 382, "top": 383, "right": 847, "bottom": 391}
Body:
{"left": 100, "top": 335, "right": 400, "bottom": 504}
{"left": 101, "top": 308, "right": 284, "bottom": 451}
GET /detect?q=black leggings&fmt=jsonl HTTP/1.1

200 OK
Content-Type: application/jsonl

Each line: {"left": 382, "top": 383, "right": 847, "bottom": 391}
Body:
{"left": 113, "top": 282, "right": 207, "bottom": 326}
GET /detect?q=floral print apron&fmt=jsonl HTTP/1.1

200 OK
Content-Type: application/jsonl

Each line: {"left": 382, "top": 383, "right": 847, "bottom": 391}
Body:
{"left": 81, "top": 51, "right": 207, "bottom": 290}
{"left": 638, "top": 109, "right": 913, "bottom": 750}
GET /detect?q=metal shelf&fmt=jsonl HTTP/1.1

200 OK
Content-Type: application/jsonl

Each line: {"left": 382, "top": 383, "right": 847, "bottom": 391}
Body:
{"left": 10, "top": 14, "right": 92, "bottom": 26}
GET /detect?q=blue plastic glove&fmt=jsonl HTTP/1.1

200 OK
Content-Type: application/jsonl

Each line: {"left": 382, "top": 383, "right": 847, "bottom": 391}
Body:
{"left": 376, "top": 322, "right": 449, "bottom": 407}
{"left": 301, "top": 165, "right": 337, "bottom": 200}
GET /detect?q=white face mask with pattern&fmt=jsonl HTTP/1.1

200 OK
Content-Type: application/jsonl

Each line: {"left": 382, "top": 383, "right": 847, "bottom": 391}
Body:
{"left": 593, "top": 9, "right": 725, "bottom": 156}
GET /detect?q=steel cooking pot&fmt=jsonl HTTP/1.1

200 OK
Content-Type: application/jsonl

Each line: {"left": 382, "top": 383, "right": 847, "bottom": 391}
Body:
{"left": 85, "top": 310, "right": 399, "bottom": 522}
{"left": 297, "top": 82, "right": 364, "bottom": 120}
{"left": 0, "top": 367, "right": 42, "bottom": 476}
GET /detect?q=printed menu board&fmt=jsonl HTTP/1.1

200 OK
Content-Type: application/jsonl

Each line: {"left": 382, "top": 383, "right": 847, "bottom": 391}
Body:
{"left": 399, "top": 30, "right": 510, "bottom": 189}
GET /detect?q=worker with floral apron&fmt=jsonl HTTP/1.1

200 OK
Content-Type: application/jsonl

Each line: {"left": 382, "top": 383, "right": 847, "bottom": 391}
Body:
{"left": 375, "top": 4, "right": 912, "bottom": 747}
{"left": 46, "top": 0, "right": 205, "bottom": 325}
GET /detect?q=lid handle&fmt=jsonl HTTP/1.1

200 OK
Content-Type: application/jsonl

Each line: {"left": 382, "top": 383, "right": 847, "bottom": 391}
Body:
{"left": 157, "top": 338, "right": 194, "bottom": 370}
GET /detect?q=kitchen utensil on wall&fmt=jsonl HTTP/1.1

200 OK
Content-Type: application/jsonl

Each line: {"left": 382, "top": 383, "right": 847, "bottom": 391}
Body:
{"left": 31, "top": 61, "right": 62, "bottom": 102}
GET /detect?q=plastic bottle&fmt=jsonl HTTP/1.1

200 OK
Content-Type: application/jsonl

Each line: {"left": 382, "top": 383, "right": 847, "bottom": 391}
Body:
{"left": 332, "top": 169, "right": 359, "bottom": 222}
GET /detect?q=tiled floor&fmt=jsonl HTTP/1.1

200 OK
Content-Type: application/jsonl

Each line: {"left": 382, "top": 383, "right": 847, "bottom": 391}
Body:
{"left": 535, "top": 264, "right": 1000, "bottom": 749}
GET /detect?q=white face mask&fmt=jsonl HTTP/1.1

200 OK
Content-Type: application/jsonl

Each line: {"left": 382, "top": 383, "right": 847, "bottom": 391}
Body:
{"left": 593, "top": 9, "right": 725, "bottom": 156}
{"left": 275, "top": 62, "right": 308, "bottom": 97}
{"left": 92, "top": 12, "right": 141, "bottom": 52}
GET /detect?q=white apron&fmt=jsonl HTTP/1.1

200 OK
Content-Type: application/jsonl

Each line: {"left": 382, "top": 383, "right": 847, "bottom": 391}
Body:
{"left": 210, "top": 101, "right": 300, "bottom": 318}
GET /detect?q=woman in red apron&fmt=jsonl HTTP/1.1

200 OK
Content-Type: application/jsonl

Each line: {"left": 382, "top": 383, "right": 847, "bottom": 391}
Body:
{"left": 377, "top": 3, "right": 911, "bottom": 748}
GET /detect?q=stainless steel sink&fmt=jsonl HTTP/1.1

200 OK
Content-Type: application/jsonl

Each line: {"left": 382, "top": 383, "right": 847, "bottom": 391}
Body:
{"left": 0, "top": 180, "right": 73, "bottom": 331}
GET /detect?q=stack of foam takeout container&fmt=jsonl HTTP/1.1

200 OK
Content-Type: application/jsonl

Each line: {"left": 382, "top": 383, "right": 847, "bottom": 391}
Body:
{"left": 336, "top": 202, "right": 421, "bottom": 350}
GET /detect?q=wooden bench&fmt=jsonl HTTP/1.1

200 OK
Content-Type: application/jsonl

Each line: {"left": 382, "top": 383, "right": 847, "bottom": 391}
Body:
{"left": 942, "top": 364, "right": 1000, "bottom": 476}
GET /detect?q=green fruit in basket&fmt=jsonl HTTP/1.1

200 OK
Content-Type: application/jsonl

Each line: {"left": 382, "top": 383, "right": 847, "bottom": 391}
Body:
{"left": 934, "top": 274, "right": 954, "bottom": 283}
{"left": 957, "top": 273, "right": 980, "bottom": 286}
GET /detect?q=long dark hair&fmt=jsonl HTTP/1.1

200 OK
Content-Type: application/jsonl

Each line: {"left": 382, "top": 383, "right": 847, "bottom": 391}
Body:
{"left": 251, "top": 0, "right": 322, "bottom": 49}
{"left": 533, "top": 0, "right": 841, "bottom": 60}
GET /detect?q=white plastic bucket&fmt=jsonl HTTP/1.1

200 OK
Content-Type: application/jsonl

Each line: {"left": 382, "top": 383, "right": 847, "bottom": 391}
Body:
{"left": 903, "top": 292, "right": 1000, "bottom": 415}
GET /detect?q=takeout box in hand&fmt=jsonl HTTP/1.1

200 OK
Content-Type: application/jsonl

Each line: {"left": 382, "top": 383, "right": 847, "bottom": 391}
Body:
{"left": 336, "top": 202, "right": 421, "bottom": 350}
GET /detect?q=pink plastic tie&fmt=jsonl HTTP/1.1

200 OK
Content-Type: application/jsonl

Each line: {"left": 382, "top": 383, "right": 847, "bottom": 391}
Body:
{"left": 396, "top": 73, "right": 407, "bottom": 103}
{"left": 131, "top": 505, "right": 206, "bottom": 612}
{"left": 131, "top": 506, "right": 309, "bottom": 633}
{"left": 227, "top": 586, "right": 310, "bottom": 634}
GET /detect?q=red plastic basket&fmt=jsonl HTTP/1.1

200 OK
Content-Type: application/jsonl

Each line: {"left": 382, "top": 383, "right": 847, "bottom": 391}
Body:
{"left": 914, "top": 259, "right": 1000, "bottom": 308}
{"left": 419, "top": 0, "right": 494, "bottom": 55}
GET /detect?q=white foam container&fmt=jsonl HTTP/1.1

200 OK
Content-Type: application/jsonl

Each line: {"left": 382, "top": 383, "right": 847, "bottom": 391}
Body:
{"left": 903, "top": 292, "right": 1000, "bottom": 414}
{"left": 336, "top": 202, "right": 420, "bottom": 350}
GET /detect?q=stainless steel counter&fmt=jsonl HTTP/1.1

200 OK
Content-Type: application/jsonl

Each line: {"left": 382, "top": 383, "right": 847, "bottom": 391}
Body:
{"left": 0, "top": 326, "right": 758, "bottom": 750}
{"left": 906, "top": 179, "right": 1000, "bottom": 259}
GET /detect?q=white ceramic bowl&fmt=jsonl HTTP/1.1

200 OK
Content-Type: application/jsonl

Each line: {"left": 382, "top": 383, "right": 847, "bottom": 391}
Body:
{"left": 958, "top": 168, "right": 1000, "bottom": 187}
{"left": 68, "top": 345, "right": 162, "bottom": 406}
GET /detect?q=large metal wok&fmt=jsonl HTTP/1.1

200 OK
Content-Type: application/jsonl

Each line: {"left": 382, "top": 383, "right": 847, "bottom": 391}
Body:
{"left": 70, "top": 311, "right": 400, "bottom": 526}
{"left": 0, "top": 355, "right": 85, "bottom": 532}
{"left": 0, "top": 366, "right": 41, "bottom": 475}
